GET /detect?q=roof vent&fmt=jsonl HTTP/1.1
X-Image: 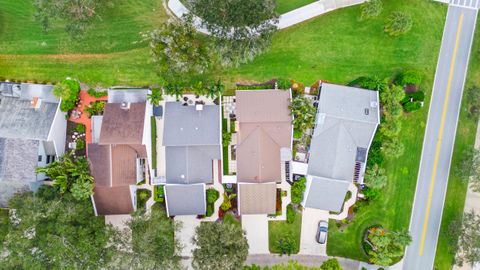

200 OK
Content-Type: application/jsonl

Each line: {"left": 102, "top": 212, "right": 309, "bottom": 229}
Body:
{"left": 180, "top": 174, "right": 185, "bottom": 179}
{"left": 120, "top": 102, "right": 130, "bottom": 110}
{"left": 196, "top": 104, "right": 203, "bottom": 111}
{"left": 364, "top": 108, "right": 369, "bottom": 115}
{"left": 370, "top": 101, "right": 378, "bottom": 108}
{"left": 31, "top": 97, "right": 42, "bottom": 109}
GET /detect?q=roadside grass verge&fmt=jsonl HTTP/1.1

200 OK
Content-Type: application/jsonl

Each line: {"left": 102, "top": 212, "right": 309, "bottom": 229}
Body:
{"left": 434, "top": 15, "right": 480, "bottom": 269}
{"left": 276, "top": 0, "right": 317, "bottom": 14}
{"left": 269, "top": 212, "right": 302, "bottom": 254}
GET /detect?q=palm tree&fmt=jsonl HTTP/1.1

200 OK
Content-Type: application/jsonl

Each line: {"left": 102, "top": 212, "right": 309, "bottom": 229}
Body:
{"left": 164, "top": 84, "right": 184, "bottom": 101}
{"left": 206, "top": 80, "right": 224, "bottom": 99}
{"left": 147, "top": 88, "right": 163, "bottom": 105}
{"left": 290, "top": 96, "right": 316, "bottom": 132}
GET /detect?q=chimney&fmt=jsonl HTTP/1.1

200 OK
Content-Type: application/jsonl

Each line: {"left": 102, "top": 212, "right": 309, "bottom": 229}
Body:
{"left": 31, "top": 97, "right": 42, "bottom": 109}
{"left": 120, "top": 102, "right": 130, "bottom": 110}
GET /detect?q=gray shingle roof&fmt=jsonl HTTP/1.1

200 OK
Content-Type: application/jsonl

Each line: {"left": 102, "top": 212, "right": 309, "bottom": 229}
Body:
{"left": 163, "top": 102, "right": 220, "bottom": 146}
{"left": 304, "top": 177, "right": 350, "bottom": 212}
{"left": 165, "top": 146, "right": 220, "bottom": 184}
{"left": 163, "top": 102, "right": 221, "bottom": 184}
{"left": 305, "top": 83, "right": 379, "bottom": 211}
{"left": 165, "top": 184, "right": 206, "bottom": 216}
{"left": 0, "top": 96, "right": 58, "bottom": 140}
{"left": 107, "top": 89, "right": 149, "bottom": 103}
{"left": 0, "top": 138, "right": 39, "bottom": 207}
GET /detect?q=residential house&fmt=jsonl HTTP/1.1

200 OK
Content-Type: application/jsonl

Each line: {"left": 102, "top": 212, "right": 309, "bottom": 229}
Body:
{"left": 235, "top": 90, "right": 293, "bottom": 215}
{"left": 88, "top": 88, "right": 153, "bottom": 216}
{"left": 162, "top": 102, "right": 221, "bottom": 217}
{"left": 303, "top": 83, "right": 380, "bottom": 212}
{"left": 0, "top": 82, "right": 67, "bottom": 206}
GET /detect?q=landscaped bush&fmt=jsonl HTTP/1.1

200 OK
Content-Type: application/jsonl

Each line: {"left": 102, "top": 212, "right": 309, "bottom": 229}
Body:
{"left": 310, "top": 80, "right": 320, "bottom": 96}
{"left": 53, "top": 79, "right": 81, "bottom": 112}
{"left": 384, "top": 11, "right": 413, "bottom": 36}
{"left": 75, "top": 139, "right": 85, "bottom": 150}
{"left": 403, "top": 101, "right": 422, "bottom": 112}
{"left": 137, "top": 189, "right": 152, "bottom": 211}
{"left": 361, "top": 0, "right": 383, "bottom": 20}
{"left": 153, "top": 185, "right": 165, "bottom": 203}
{"left": 291, "top": 177, "right": 306, "bottom": 204}
{"left": 75, "top": 124, "right": 85, "bottom": 133}
{"left": 291, "top": 80, "right": 305, "bottom": 97}
{"left": 398, "top": 70, "right": 422, "bottom": 86}
{"left": 84, "top": 101, "right": 106, "bottom": 118}
{"left": 276, "top": 78, "right": 291, "bottom": 90}
{"left": 275, "top": 232, "right": 297, "bottom": 256}
{"left": 236, "top": 84, "right": 273, "bottom": 90}
{"left": 293, "top": 129, "right": 302, "bottom": 139}
{"left": 87, "top": 88, "right": 108, "bottom": 98}
{"left": 206, "top": 204, "right": 214, "bottom": 217}
{"left": 286, "top": 204, "right": 295, "bottom": 224}
{"left": 206, "top": 188, "right": 220, "bottom": 204}
{"left": 222, "top": 132, "right": 232, "bottom": 147}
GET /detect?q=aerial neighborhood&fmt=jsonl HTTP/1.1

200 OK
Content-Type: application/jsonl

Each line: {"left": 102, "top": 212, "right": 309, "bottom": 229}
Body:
{"left": 0, "top": 0, "right": 479, "bottom": 270}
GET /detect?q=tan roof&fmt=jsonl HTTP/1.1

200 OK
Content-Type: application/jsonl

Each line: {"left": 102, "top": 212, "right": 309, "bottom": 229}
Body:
{"left": 99, "top": 103, "right": 146, "bottom": 145}
{"left": 93, "top": 186, "right": 133, "bottom": 215}
{"left": 238, "top": 183, "right": 276, "bottom": 215}
{"left": 88, "top": 143, "right": 145, "bottom": 215}
{"left": 236, "top": 90, "right": 291, "bottom": 123}
{"left": 235, "top": 90, "right": 292, "bottom": 183}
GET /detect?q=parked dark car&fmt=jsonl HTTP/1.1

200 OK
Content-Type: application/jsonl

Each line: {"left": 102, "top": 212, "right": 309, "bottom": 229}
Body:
{"left": 316, "top": 220, "right": 328, "bottom": 244}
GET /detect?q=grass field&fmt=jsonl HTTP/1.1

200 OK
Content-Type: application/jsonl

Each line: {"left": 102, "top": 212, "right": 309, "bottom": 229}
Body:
{"left": 0, "top": 0, "right": 166, "bottom": 85}
{"left": 434, "top": 15, "right": 480, "bottom": 269}
{"left": 269, "top": 212, "right": 302, "bottom": 254}
{"left": 276, "top": 0, "right": 317, "bottom": 14}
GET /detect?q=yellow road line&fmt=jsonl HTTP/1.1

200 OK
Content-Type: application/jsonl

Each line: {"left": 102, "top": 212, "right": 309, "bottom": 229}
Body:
{"left": 418, "top": 12, "right": 464, "bottom": 256}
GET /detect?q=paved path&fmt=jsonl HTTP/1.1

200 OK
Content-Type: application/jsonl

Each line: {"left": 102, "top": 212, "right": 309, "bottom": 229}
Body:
{"left": 246, "top": 254, "right": 359, "bottom": 270}
{"left": 167, "top": 0, "right": 366, "bottom": 34}
{"left": 403, "top": 4, "right": 478, "bottom": 270}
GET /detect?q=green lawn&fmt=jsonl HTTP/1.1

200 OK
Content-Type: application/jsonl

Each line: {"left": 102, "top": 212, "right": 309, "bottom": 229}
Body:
{"left": 276, "top": 0, "right": 317, "bottom": 14}
{"left": 433, "top": 15, "right": 480, "bottom": 270}
{"left": 269, "top": 212, "right": 302, "bottom": 254}
{"left": 0, "top": 0, "right": 166, "bottom": 85}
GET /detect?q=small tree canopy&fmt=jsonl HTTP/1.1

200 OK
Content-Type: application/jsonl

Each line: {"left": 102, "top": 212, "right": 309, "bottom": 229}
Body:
{"left": 364, "top": 163, "right": 387, "bottom": 189}
{"left": 366, "top": 227, "right": 411, "bottom": 266}
{"left": 384, "top": 11, "right": 413, "bottom": 36}
{"left": 361, "top": 0, "right": 383, "bottom": 20}
{"left": 448, "top": 211, "right": 480, "bottom": 267}
{"left": 192, "top": 222, "right": 249, "bottom": 270}
{"left": 320, "top": 258, "right": 343, "bottom": 270}
{"left": 290, "top": 96, "right": 316, "bottom": 133}
{"left": 456, "top": 148, "right": 480, "bottom": 192}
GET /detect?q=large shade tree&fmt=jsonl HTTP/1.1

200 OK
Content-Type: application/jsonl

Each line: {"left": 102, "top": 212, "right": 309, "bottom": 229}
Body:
{"left": 187, "top": 0, "right": 279, "bottom": 66}
{"left": 33, "top": 0, "right": 113, "bottom": 37}
{"left": 192, "top": 222, "right": 249, "bottom": 270}
{"left": 457, "top": 148, "right": 480, "bottom": 192}
{"left": 144, "top": 14, "right": 215, "bottom": 87}
{"left": 365, "top": 227, "right": 411, "bottom": 266}
{"left": 0, "top": 187, "right": 116, "bottom": 269}
{"left": 109, "top": 205, "right": 181, "bottom": 269}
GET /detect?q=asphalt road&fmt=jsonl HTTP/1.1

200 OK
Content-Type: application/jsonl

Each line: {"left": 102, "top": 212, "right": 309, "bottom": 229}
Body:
{"left": 403, "top": 5, "right": 478, "bottom": 270}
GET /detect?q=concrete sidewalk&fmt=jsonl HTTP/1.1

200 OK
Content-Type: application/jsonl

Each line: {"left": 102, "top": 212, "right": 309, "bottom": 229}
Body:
{"left": 167, "top": 0, "right": 366, "bottom": 33}
{"left": 246, "top": 254, "right": 359, "bottom": 270}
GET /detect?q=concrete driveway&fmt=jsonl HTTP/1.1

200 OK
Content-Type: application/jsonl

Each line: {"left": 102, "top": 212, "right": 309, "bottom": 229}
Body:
{"left": 299, "top": 207, "right": 329, "bottom": 256}
{"left": 242, "top": 214, "right": 269, "bottom": 254}
{"left": 175, "top": 215, "right": 201, "bottom": 257}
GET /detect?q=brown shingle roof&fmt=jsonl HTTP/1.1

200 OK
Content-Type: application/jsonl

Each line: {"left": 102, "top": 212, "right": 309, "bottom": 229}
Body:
{"left": 88, "top": 144, "right": 111, "bottom": 187}
{"left": 99, "top": 103, "right": 146, "bottom": 145}
{"left": 111, "top": 145, "right": 139, "bottom": 186}
{"left": 93, "top": 186, "right": 133, "bottom": 215}
{"left": 238, "top": 183, "right": 276, "bottom": 215}
{"left": 235, "top": 90, "right": 292, "bottom": 183}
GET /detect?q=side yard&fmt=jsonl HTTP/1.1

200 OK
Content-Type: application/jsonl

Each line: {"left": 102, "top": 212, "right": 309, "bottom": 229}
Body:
{"left": 269, "top": 212, "right": 303, "bottom": 254}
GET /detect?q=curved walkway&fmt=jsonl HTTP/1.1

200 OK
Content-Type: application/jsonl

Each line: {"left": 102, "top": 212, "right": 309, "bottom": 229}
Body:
{"left": 167, "top": 0, "right": 366, "bottom": 34}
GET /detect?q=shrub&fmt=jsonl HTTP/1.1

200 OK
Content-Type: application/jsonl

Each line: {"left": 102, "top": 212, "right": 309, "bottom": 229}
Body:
{"left": 222, "top": 132, "right": 232, "bottom": 147}
{"left": 293, "top": 129, "right": 302, "bottom": 139}
{"left": 84, "top": 101, "right": 106, "bottom": 118}
{"left": 291, "top": 177, "right": 306, "bottom": 204}
{"left": 384, "top": 11, "right": 413, "bottom": 36}
{"left": 310, "top": 80, "right": 321, "bottom": 96}
{"left": 53, "top": 79, "right": 81, "bottom": 112}
{"left": 206, "top": 188, "right": 220, "bottom": 204}
{"left": 153, "top": 185, "right": 165, "bottom": 203}
{"left": 361, "top": 0, "right": 383, "bottom": 19}
{"left": 75, "top": 124, "right": 86, "bottom": 133}
{"left": 276, "top": 233, "right": 297, "bottom": 256}
{"left": 320, "top": 258, "right": 342, "bottom": 270}
{"left": 398, "top": 70, "right": 422, "bottom": 86}
{"left": 363, "top": 186, "right": 380, "bottom": 201}
{"left": 291, "top": 80, "right": 305, "bottom": 97}
{"left": 220, "top": 193, "right": 236, "bottom": 211}
{"left": 87, "top": 88, "right": 108, "bottom": 98}
{"left": 286, "top": 204, "right": 296, "bottom": 224}
{"left": 75, "top": 139, "right": 85, "bottom": 150}
{"left": 404, "top": 102, "right": 422, "bottom": 112}
{"left": 277, "top": 78, "right": 291, "bottom": 90}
